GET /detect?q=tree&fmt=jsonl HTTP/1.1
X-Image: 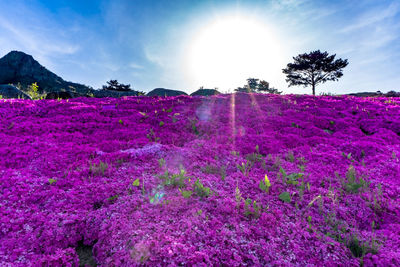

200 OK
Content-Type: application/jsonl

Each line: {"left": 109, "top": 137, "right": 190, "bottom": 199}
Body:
{"left": 27, "top": 82, "right": 40, "bottom": 100}
{"left": 282, "top": 50, "right": 348, "bottom": 95}
{"left": 247, "top": 78, "right": 259, "bottom": 92}
{"left": 257, "top": 80, "right": 269, "bottom": 92}
{"left": 102, "top": 80, "right": 132, "bottom": 92}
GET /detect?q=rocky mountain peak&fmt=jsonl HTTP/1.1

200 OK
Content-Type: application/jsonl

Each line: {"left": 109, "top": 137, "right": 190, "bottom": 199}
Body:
{"left": 0, "top": 50, "right": 89, "bottom": 94}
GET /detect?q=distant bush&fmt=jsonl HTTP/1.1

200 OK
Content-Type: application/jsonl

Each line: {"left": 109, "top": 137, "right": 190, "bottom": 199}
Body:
{"left": 234, "top": 78, "right": 281, "bottom": 94}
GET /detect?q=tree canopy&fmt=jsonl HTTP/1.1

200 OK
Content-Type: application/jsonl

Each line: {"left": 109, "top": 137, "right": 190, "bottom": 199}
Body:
{"left": 102, "top": 80, "right": 132, "bottom": 92}
{"left": 282, "top": 50, "right": 348, "bottom": 95}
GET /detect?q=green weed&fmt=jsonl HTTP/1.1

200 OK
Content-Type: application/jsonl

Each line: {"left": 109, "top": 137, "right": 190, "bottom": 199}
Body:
{"left": 194, "top": 178, "right": 211, "bottom": 198}
{"left": 179, "top": 188, "right": 193, "bottom": 199}
{"left": 347, "top": 235, "right": 379, "bottom": 259}
{"left": 244, "top": 198, "right": 262, "bottom": 219}
{"left": 89, "top": 161, "right": 108, "bottom": 176}
{"left": 279, "top": 192, "right": 291, "bottom": 203}
{"left": 285, "top": 150, "right": 295, "bottom": 162}
{"left": 259, "top": 174, "right": 271, "bottom": 193}
{"left": 146, "top": 128, "right": 160, "bottom": 142}
{"left": 158, "top": 158, "right": 166, "bottom": 168}
{"left": 237, "top": 160, "right": 253, "bottom": 177}
{"left": 159, "top": 168, "right": 189, "bottom": 188}
{"left": 343, "top": 166, "right": 367, "bottom": 194}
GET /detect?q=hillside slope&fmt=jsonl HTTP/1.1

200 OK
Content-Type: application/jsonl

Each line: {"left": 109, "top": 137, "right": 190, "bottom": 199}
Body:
{"left": 0, "top": 94, "right": 399, "bottom": 265}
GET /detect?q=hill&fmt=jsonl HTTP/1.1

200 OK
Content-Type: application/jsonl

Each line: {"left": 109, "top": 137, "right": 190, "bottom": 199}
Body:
{"left": 190, "top": 88, "right": 220, "bottom": 96}
{"left": 147, "top": 88, "right": 188, "bottom": 97}
{"left": 0, "top": 84, "right": 30, "bottom": 99}
{"left": 0, "top": 94, "right": 399, "bottom": 265}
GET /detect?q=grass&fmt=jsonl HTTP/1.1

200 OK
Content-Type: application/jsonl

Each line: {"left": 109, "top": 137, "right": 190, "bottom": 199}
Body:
{"left": 89, "top": 161, "right": 108, "bottom": 176}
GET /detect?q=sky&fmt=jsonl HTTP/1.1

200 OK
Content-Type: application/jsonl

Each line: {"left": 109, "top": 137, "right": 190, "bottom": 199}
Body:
{"left": 0, "top": 0, "right": 399, "bottom": 94}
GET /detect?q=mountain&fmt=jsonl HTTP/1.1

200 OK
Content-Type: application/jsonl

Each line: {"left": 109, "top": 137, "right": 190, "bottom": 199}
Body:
{"left": 146, "top": 88, "right": 188, "bottom": 97}
{"left": 0, "top": 51, "right": 93, "bottom": 96}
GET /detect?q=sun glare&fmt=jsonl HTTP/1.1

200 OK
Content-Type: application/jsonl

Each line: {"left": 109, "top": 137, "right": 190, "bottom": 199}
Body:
{"left": 186, "top": 15, "right": 284, "bottom": 91}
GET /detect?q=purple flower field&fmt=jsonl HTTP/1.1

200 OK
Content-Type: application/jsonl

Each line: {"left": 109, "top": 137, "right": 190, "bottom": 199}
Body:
{"left": 0, "top": 93, "right": 399, "bottom": 266}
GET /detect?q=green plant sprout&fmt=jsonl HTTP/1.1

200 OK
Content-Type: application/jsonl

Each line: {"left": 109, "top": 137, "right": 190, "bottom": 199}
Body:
{"left": 179, "top": 188, "right": 193, "bottom": 199}
{"left": 298, "top": 179, "right": 306, "bottom": 201}
{"left": 159, "top": 168, "right": 189, "bottom": 188}
{"left": 343, "top": 165, "right": 367, "bottom": 194}
{"left": 307, "top": 215, "right": 313, "bottom": 232}
{"left": 259, "top": 174, "right": 271, "bottom": 193}
{"left": 118, "top": 119, "right": 123, "bottom": 125}
{"left": 132, "top": 178, "right": 140, "bottom": 186}
{"left": 48, "top": 178, "right": 57, "bottom": 185}
{"left": 89, "top": 161, "right": 108, "bottom": 176}
{"left": 107, "top": 194, "right": 119, "bottom": 202}
{"left": 285, "top": 150, "right": 295, "bottom": 162}
{"left": 286, "top": 172, "right": 304, "bottom": 185}
{"left": 346, "top": 235, "right": 379, "bottom": 260}
{"left": 231, "top": 150, "right": 240, "bottom": 157}
{"left": 171, "top": 113, "right": 180, "bottom": 123}
{"left": 194, "top": 178, "right": 211, "bottom": 198}
{"left": 372, "top": 183, "right": 382, "bottom": 212}
{"left": 235, "top": 184, "right": 244, "bottom": 210}
{"left": 158, "top": 158, "right": 166, "bottom": 168}
{"left": 189, "top": 119, "right": 199, "bottom": 135}
{"left": 277, "top": 166, "right": 303, "bottom": 186}
{"left": 342, "top": 152, "right": 352, "bottom": 160}
{"left": 279, "top": 192, "right": 291, "bottom": 203}
{"left": 301, "top": 194, "right": 322, "bottom": 215}
{"left": 244, "top": 198, "right": 262, "bottom": 218}
{"left": 146, "top": 128, "right": 160, "bottom": 142}
{"left": 237, "top": 160, "right": 252, "bottom": 177}
{"left": 220, "top": 165, "right": 227, "bottom": 181}
{"left": 246, "top": 151, "right": 266, "bottom": 169}
{"left": 277, "top": 166, "right": 287, "bottom": 183}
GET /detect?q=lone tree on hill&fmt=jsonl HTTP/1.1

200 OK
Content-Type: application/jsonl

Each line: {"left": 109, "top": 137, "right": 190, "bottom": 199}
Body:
{"left": 102, "top": 80, "right": 132, "bottom": 91}
{"left": 282, "top": 50, "right": 348, "bottom": 95}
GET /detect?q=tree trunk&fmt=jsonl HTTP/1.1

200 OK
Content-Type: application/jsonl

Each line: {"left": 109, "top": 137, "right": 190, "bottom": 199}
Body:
{"left": 311, "top": 74, "right": 316, "bottom": 96}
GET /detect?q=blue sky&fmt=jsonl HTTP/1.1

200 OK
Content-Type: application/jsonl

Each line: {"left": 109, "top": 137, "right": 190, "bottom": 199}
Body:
{"left": 0, "top": 0, "right": 399, "bottom": 94}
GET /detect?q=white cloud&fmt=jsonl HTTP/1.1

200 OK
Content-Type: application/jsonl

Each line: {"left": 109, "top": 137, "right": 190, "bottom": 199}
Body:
{"left": 129, "top": 62, "right": 144, "bottom": 69}
{"left": 0, "top": 9, "right": 79, "bottom": 70}
{"left": 340, "top": 2, "right": 400, "bottom": 33}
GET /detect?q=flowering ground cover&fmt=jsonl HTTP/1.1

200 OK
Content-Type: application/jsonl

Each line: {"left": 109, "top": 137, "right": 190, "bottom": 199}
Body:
{"left": 0, "top": 93, "right": 399, "bottom": 266}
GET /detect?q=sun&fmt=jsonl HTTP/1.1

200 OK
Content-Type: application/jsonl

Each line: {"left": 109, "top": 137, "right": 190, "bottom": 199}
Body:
{"left": 185, "top": 15, "right": 284, "bottom": 91}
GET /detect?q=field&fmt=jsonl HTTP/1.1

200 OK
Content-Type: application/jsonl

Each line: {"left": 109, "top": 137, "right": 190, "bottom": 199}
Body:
{"left": 0, "top": 93, "right": 399, "bottom": 266}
